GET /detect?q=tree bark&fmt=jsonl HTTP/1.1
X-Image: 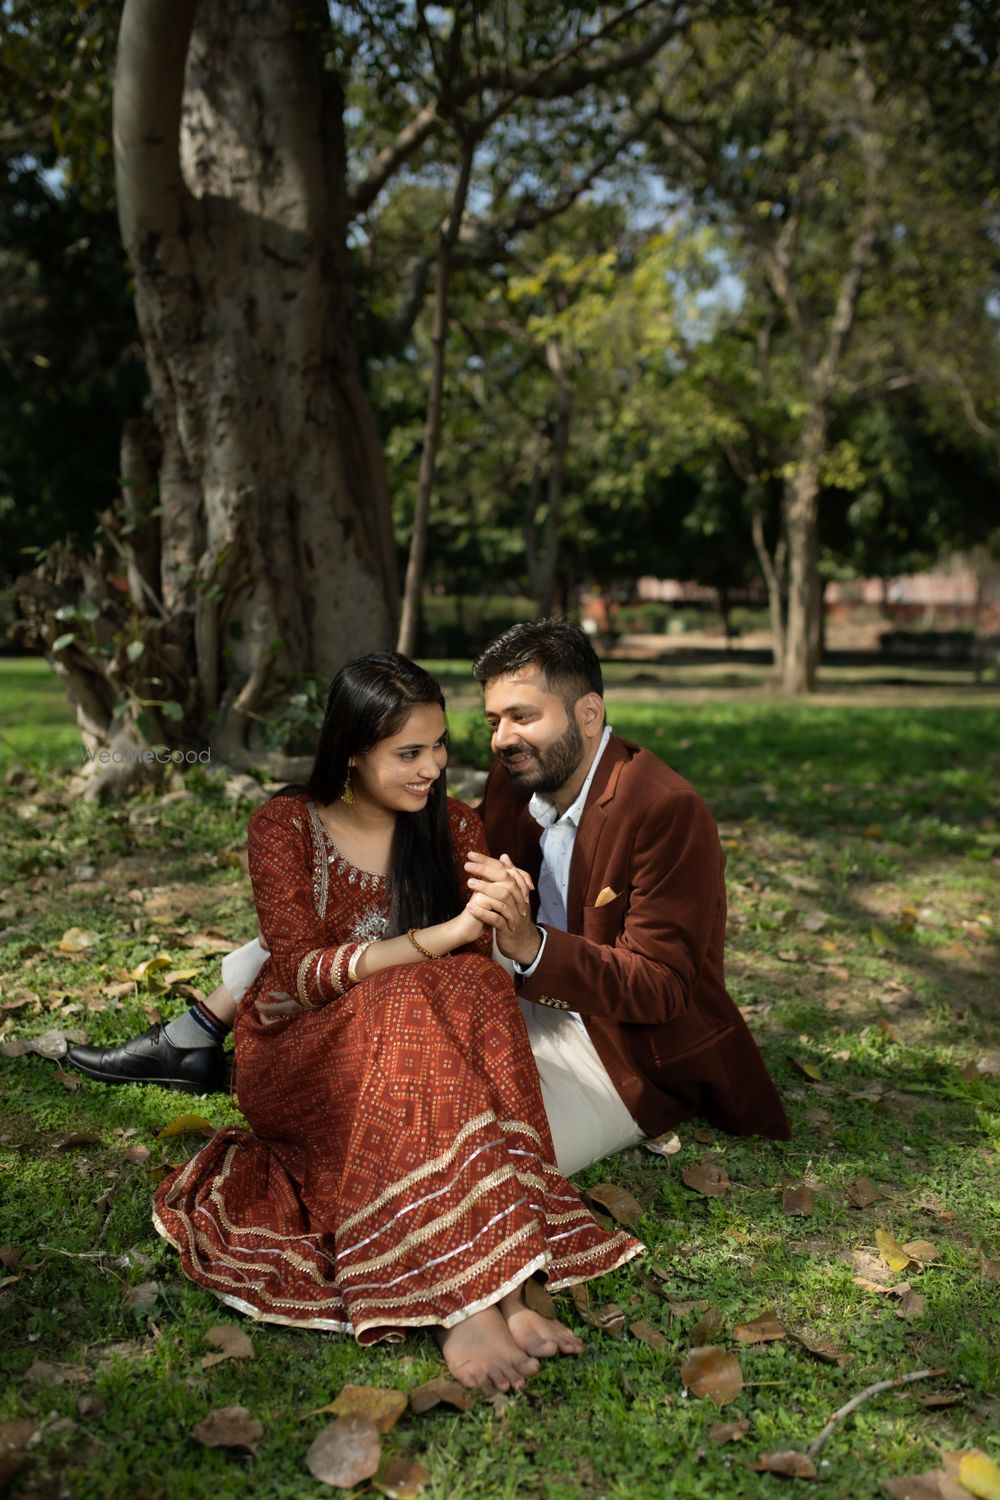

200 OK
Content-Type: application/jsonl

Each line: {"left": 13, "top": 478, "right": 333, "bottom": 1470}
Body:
{"left": 114, "top": 0, "right": 397, "bottom": 763}
{"left": 749, "top": 484, "right": 786, "bottom": 676}
{"left": 530, "top": 336, "right": 573, "bottom": 618}
{"left": 396, "top": 132, "right": 476, "bottom": 657}
{"left": 782, "top": 405, "right": 827, "bottom": 693}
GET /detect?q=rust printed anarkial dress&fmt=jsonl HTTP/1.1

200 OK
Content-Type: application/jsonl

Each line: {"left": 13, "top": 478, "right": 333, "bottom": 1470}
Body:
{"left": 154, "top": 794, "right": 641, "bottom": 1341}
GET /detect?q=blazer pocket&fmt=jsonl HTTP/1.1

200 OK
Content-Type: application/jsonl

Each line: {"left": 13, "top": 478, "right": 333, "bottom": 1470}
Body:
{"left": 582, "top": 890, "right": 626, "bottom": 943}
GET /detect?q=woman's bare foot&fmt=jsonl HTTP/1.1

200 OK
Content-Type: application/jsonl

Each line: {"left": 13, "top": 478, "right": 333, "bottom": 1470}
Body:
{"left": 500, "top": 1288, "right": 585, "bottom": 1359}
{"left": 436, "top": 1306, "right": 540, "bottom": 1391}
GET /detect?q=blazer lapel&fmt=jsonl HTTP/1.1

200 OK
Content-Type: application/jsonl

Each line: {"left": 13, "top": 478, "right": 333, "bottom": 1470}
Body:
{"left": 566, "top": 736, "right": 628, "bottom": 926}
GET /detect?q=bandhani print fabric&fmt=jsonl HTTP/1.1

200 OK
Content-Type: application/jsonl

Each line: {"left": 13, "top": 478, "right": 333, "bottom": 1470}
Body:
{"left": 154, "top": 793, "right": 642, "bottom": 1340}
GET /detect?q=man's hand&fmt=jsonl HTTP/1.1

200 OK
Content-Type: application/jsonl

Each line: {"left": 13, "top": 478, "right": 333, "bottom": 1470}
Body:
{"left": 464, "top": 851, "right": 542, "bottom": 968}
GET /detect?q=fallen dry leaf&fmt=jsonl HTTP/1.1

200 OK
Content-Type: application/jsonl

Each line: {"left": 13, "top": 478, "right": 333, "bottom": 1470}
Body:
{"left": 53, "top": 1068, "right": 82, "bottom": 1091}
{"left": 790, "top": 1331, "right": 851, "bottom": 1368}
{"left": 748, "top": 1450, "right": 818, "bottom": 1480}
{"left": 691, "top": 1127, "right": 716, "bottom": 1145}
{"left": 52, "top": 1131, "right": 101, "bottom": 1151}
{"left": 313, "top": 1386, "right": 407, "bottom": 1435}
{"left": 586, "top": 1182, "right": 644, "bottom": 1227}
{"left": 156, "top": 1113, "right": 215, "bottom": 1139}
{"left": 24, "top": 1359, "right": 89, "bottom": 1385}
{"left": 884, "top": 1473, "right": 952, "bottom": 1500}
{"left": 690, "top": 1307, "right": 724, "bottom": 1344}
{"left": 523, "top": 1278, "right": 557, "bottom": 1319}
{"left": 903, "top": 1239, "right": 939, "bottom": 1265}
{"left": 593, "top": 1303, "right": 627, "bottom": 1336}
{"left": 877, "top": 1227, "right": 914, "bottom": 1273}
{"left": 918, "top": 1391, "right": 966, "bottom": 1410}
{"left": 733, "top": 1311, "right": 785, "bottom": 1344}
{"left": 783, "top": 1184, "right": 814, "bottom": 1217}
{"left": 0, "top": 1419, "right": 38, "bottom": 1451}
{"left": 192, "top": 1405, "right": 262, "bottom": 1454}
{"left": 895, "top": 1290, "right": 926, "bottom": 1322}
{"left": 667, "top": 1297, "right": 709, "bottom": 1319}
{"left": 124, "top": 1143, "right": 151, "bottom": 1165}
{"left": 709, "top": 1417, "right": 750, "bottom": 1444}
{"left": 645, "top": 1131, "right": 682, "bottom": 1158}
{"left": 682, "top": 1154, "right": 731, "bottom": 1198}
{"left": 123, "top": 1281, "right": 159, "bottom": 1314}
{"left": 629, "top": 1318, "right": 668, "bottom": 1349}
{"left": 374, "top": 1454, "right": 431, "bottom": 1498}
{"left": 57, "top": 927, "right": 99, "bottom": 953}
{"left": 958, "top": 1451, "right": 1000, "bottom": 1500}
{"left": 680, "top": 1346, "right": 743, "bottom": 1407}
{"left": 77, "top": 1394, "right": 107, "bottom": 1420}
{"left": 979, "top": 1254, "right": 1000, "bottom": 1281}
{"left": 306, "top": 1416, "right": 381, "bottom": 1488}
{"left": 788, "top": 1056, "right": 824, "bottom": 1081}
{"left": 847, "top": 1174, "right": 884, "bottom": 1209}
{"left": 201, "top": 1324, "right": 254, "bottom": 1369}
{"left": 409, "top": 1378, "right": 477, "bottom": 1414}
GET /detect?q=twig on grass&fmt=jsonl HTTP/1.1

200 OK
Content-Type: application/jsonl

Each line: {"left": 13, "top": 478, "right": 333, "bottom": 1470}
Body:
{"left": 806, "top": 1368, "right": 945, "bottom": 1458}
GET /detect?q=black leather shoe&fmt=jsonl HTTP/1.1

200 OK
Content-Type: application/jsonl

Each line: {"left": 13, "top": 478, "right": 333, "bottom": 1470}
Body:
{"left": 65, "top": 1025, "right": 227, "bottom": 1094}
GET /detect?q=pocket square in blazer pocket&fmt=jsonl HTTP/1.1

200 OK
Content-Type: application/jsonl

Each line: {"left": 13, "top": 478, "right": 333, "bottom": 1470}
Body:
{"left": 594, "top": 886, "right": 619, "bottom": 908}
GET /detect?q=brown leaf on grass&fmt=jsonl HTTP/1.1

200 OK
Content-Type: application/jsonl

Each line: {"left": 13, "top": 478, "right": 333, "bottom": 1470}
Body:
{"left": 645, "top": 1131, "right": 682, "bottom": 1158}
{"left": 123, "top": 1143, "right": 151, "bottom": 1165}
{"left": 709, "top": 1418, "right": 750, "bottom": 1444}
{"left": 876, "top": 1016, "right": 902, "bottom": 1042}
{"left": 917, "top": 1391, "right": 966, "bottom": 1410}
{"left": 629, "top": 1318, "right": 668, "bottom": 1350}
{"left": 884, "top": 1474, "right": 958, "bottom": 1500}
{"left": 409, "top": 1378, "right": 477, "bottom": 1414}
{"left": 201, "top": 1324, "right": 254, "bottom": 1369}
{"left": 691, "top": 1128, "right": 716, "bottom": 1145}
{"left": 305, "top": 1416, "right": 381, "bottom": 1488}
{"left": 680, "top": 1346, "right": 743, "bottom": 1407}
{"left": 586, "top": 1182, "right": 644, "bottom": 1227}
{"left": 895, "top": 1290, "right": 926, "bottom": 1322}
{"left": 102, "top": 980, "right": 135, "bottom": 999}
{"left": 374, "top": 1454, "right": 431, "bottom": 1498}
{"left": 52, "top": 1131, "right": 101, "bottom": 1151}
{"left": 682, "top": 1154, "right": 731, "bottom": 1198}
{"left": 979, "top": 1253, "right": 1000, "bottom": 1281}
{"left": 77, "top": 1394, "right": 107, "bottom": 1420}
{"left": 790, "top": 1331, "right": 851, "bottom": 1368}
{"left": 177, "top": 932, "right": 236, "bottom": 954}
{"left": 310, "top": 1386, "right": 407, "bottom": 1435}
{"left": 24, "top": 1359, "right": 89, "bottom": 1385}
{"left": 733, "top": 1311, "right": 785, "bottom": 1344}
{"left": 192, "top": 1405, "right": 262, "bottom": 1454}
{"left": 523, "top": 1278, "right": 557, "bottom": 1319}
{"left": 747, "top": 1450, "right": 818, "bottom": 1480}
{"left": 53, "top": 1067, "right": 83, "bottom": 1090}
{"left": 0, "top": 1419, "right": 38, "bottom": 1451}
{"left": 666, "top": 1297, "right": 709, "bottom": 1320}
{"left": 847, "top": 1174, "right": 884, "bottom": 1208}
{"left": 788, "top": 1056, "right": 824, "bottom": 1081}
{"left": 156, "top": 1113, "right": 215, "bottom": 1139}
{"left": 690, "top": 1307, "right": 724, "bottom": 1344}
{"left": 902, "top": 1239, "right": 938, "bottom": 1265}
{"left": 593, "top": 1303, "right": 627, "bottom": 1337}
{"left": 57, "top": 927, "right": 99, "bottom": 953}
{"left": 0, "top": 1247, "right": 22, "bottom": 1269}
{"left": 0, "top": 988, "right": 40, "bottom": 1012}
{"left": 783, "top": 1184, "right": 814, "bottom": 1217}
{"left": 123, "top": 1281, "right": 159, "bottom": 1314}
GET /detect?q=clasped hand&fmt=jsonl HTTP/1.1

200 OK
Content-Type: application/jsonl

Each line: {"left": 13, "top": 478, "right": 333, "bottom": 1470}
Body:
{"left": 464, "top": 851, "right": 541, "bottom": 968}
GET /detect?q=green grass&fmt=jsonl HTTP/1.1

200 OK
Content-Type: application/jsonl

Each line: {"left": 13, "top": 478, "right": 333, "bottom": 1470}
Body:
{"left": 1, "top": 662, "right": 998, "bottom": 1497}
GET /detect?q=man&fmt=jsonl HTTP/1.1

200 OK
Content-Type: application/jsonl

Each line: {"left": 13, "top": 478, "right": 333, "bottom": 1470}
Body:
{"left": 466, "top": 618, "right": 788, "bottom": 1169}
{"left": 68, "top": 618, "right": 788, "bottom": 1163}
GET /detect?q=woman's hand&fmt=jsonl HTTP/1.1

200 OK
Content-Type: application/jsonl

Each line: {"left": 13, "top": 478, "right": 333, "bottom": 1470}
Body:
{"left": 255, "top": 990, "right": 302, "bottom": 1025}
{"left": 464, "top": 851, "right": 541, "bottom": 965}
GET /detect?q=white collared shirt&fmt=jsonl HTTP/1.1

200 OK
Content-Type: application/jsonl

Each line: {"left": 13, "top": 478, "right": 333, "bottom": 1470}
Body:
{"left": 514, "top": 725, "right": 613, "bottom": 1023}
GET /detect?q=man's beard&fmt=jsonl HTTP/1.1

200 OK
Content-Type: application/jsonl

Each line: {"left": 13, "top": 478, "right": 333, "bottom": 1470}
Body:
{"left": 500, "top": 713, "right": 584, "bottom": 796}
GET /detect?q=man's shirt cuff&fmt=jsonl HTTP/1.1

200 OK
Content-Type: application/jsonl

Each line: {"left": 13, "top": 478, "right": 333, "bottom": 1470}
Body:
{"left": 513, "top": 926, "right": 546, "bottom": 978}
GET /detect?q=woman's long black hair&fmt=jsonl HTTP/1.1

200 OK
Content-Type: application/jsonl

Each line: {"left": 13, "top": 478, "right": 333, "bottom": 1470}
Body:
{"left": 301, "top": 652, "right": 461, "bottom": 935}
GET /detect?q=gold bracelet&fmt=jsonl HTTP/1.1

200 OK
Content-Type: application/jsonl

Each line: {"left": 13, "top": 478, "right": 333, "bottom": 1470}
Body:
{"left": 347, "top": 941, "right": 373, "bottom": 985}
{"left": 406, "top": 928, "right": 439, "bottom": 960}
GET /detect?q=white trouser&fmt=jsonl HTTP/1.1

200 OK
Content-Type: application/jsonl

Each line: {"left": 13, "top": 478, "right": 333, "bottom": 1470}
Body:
{"left": 220, "top": 939, "right": 643, "bottom": 1176}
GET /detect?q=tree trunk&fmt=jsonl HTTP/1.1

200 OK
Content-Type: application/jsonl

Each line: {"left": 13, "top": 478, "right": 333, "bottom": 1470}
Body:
{"left": 782, "top": 406, "right": 828, "bottom": 693}
{"left": 396, "top": 134, "right": 476, "bottom": 657}
{"left": 531, "top": 336, "right": 573, "bottom": 618}
{"left": 749, "top": 483, "right": 786, "bottom": 676}
{"left": 114, "top": 0, "right": 397, "bottom": 764}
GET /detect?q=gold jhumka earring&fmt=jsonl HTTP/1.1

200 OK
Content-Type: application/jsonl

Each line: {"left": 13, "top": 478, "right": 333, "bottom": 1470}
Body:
{"left": 340, "top": 768, "right": 354, "bottom": 805}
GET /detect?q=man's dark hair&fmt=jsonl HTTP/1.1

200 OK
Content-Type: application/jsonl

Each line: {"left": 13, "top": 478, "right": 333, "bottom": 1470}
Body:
{"left": 472, "top": 617, "right": 604, "bottom": 704}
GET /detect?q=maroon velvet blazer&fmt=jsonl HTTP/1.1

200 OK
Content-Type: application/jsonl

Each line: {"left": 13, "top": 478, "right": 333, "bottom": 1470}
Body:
{"left": 480, "top": 734, "right": 790, "bottom": 1141}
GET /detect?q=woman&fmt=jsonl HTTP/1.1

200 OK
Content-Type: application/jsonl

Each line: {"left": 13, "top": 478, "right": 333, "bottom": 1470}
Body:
{"left": 154, "top": 653, "right": 642, "bottom": 1392}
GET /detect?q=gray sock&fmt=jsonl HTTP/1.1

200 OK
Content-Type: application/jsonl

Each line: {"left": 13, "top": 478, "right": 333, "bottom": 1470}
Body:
{"left": 163, "top": 1009, "right": 223, "bottom": 1049}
